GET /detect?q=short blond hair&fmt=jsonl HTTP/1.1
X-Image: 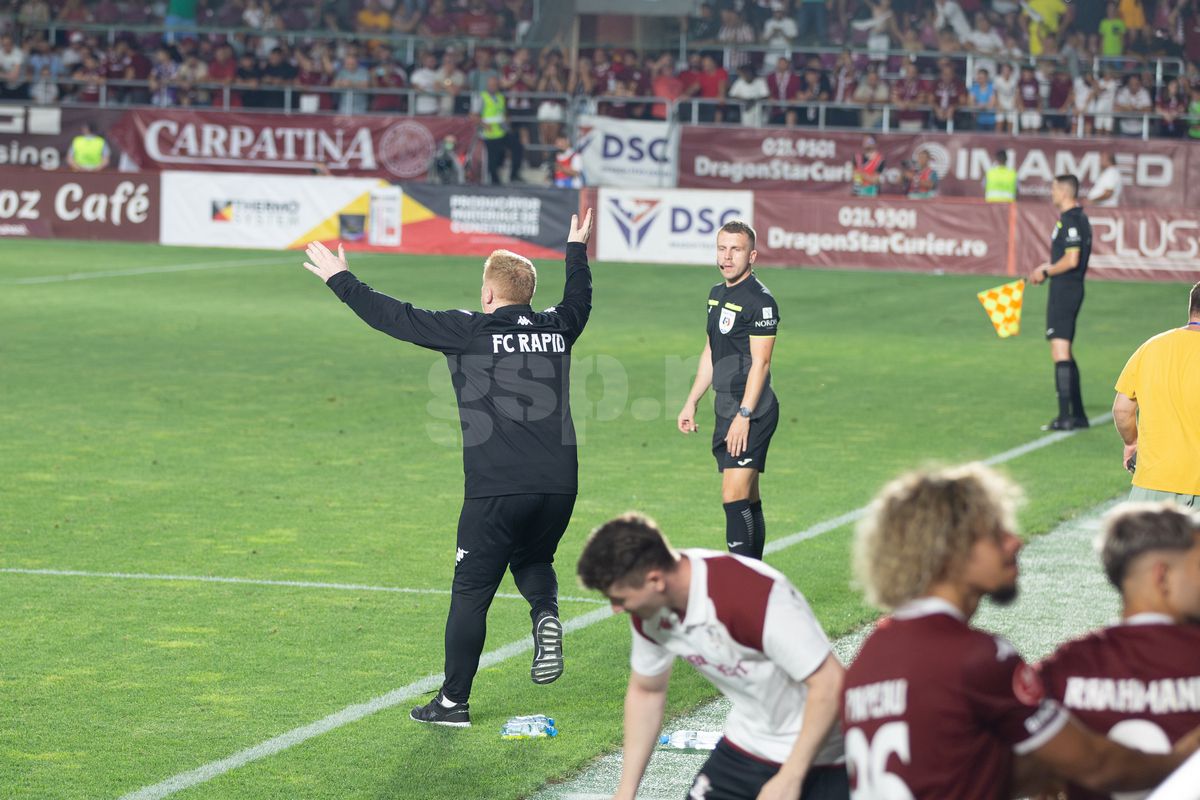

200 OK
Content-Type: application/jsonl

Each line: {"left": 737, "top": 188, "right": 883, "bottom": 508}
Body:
{"left": 483, "top": 249, "right": 536, "bottom": 304}
{"left": 853, "top": 463, "right": 1022, "bottom": 611}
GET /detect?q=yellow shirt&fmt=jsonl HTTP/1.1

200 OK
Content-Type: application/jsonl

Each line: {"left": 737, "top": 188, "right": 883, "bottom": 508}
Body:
{"left": 1115, "top": 327, "right": 1200, "bottom": 495}
{"left": 356, "top": 8, "right": 390, "bottom": 32}
{"left": 1118, "top": 0, "right": 1146, "bottom": 30}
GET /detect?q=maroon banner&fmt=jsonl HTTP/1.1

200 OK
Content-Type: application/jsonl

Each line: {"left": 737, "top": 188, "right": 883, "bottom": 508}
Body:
{"left": 0, "top": 106, "right": 128, "bottom": 171}
{"left": 0, "top": 167, "right": 159, "bottom": 241}
{"left": 108, "top": 109, "right": 476, "bottom": 181}
{"left": 754, "top": 192, "right": 1013, "bottom": 274}
{"left": 1016, "top": 204, "right": 1200, "bottom": 283}
{"left": 679, "top": 128, "right": 1198, "bottom": 209}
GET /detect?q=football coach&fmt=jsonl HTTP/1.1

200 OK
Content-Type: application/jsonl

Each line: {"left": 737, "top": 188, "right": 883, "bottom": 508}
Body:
{"left": 302, "top": 209, "right": 594, "bottom": 727}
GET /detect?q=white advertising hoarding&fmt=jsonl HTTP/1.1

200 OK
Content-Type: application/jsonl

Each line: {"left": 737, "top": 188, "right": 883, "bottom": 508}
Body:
{"left": 597, "top": 188, "right": 754, "bottom": 264}
{"left": 160, "top": 172, "right": 396, "bottom": 249}
{"left": 576, "top": 115, "right": 678, "bottom": 188}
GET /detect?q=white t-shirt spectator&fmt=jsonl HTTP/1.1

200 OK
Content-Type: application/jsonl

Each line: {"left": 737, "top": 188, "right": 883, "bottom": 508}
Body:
{"left": 994, "top": 70, "right": 1017, "bottom": 111}
{"left": 762, "top": 15, "right": 797, "bottom": 49}
{"left": 1115, "top": 84, "right": 1151, "bottom": 135}
{"left": 410, "top": 63, "right": 440, "bottom": 115}
{"left": 1087, "top": 164, "right": 1122, "bottom": 207}
{"left": 963, "top": 28, "right": 1005, "bottom": 77}
{"left": 728, "top": 74, "right": 769, "bottom": 127}
{"left": 935, "top": 0, "right": 972, "bottom": 38}
{"left": 0, "top": 41, "right": 25, "bottom": 90}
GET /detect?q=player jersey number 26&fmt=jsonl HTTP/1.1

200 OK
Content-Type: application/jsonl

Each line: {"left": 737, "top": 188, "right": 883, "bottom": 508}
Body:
{"left": 845, "top": 723, "right": 916, "bottom": 800}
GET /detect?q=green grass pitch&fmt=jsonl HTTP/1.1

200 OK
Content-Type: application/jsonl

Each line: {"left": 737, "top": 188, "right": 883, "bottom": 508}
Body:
{"left": 0, "top": 238, "right": 1181, "bottom": 799}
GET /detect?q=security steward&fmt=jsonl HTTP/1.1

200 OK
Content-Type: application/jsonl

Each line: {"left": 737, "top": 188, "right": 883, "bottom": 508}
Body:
{"left": 984, "top": 149, "right": 1017, "bottom": 202}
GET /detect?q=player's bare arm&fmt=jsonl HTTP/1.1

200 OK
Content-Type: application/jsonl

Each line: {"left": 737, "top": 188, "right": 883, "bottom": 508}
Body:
{"left": 758, "top": 653, "right": 843, "bottom": 800}
{"left": 678, "top": 340, "right": 713, "bottom": 434}
{"left": 1029, "top": 249, "right": 1080, "bottom": 285}
{"left": 1112, "top": 392, "right": 1138, "bottom": 471}
{"left": 568, "top": 208, "right": 594, "bottom": 245}
{"left": 303, "top": 241, "right": 349, "bottom": 284}
{"left": 1029, "top": 714, "right": 1199, "bottom": 793}
{"left": 612, "top": 668, "right": 672, "bottom": 800}
{"left": 726, "top": 335, "right": 775, "bottom": 459}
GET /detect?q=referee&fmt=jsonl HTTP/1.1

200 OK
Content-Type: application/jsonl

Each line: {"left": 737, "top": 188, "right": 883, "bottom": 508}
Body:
{"left": 677, "top": 221, "right": 780, "bottom": 559}
{"left": 302, "top": 209, "right": 594, "bottom": 727}
{"left": 1028, "top": 174, "right": 1091, "bottom": 431}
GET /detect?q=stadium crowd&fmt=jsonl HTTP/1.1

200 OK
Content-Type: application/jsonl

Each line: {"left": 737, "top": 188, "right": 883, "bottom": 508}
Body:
{"left": 0, "top": 0, "right": 1197, "bottom": 136}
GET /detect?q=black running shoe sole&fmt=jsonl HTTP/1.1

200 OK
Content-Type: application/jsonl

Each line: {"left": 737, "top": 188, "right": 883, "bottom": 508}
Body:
{"left": 531, "top": 614, "right": 564, "bottom": 685}
{"left": 409, "top": 712, "right": 471, "bottom": 728}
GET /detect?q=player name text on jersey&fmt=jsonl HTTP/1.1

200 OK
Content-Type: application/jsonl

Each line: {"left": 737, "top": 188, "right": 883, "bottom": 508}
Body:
{"left": 1062, "top": 676, "right": 1200, "bottom": 715}
{"left": 843, "top": 679, "right": 909, "bottom": 723}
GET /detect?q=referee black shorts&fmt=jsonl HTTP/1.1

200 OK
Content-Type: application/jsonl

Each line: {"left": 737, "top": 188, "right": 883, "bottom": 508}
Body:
{"left": 1045, "top": 282, "right": 1084, "bottom": 341}
{"left": 712, "top": 404, "right": 778, "bottom": 473}
{"left": 690, "top": 740, "right": 849, "bottom": 800}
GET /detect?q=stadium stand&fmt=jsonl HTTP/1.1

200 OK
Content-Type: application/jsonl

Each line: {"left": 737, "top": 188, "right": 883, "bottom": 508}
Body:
{"left": 0, "top": 0, "right": 1197, "bottom": 178}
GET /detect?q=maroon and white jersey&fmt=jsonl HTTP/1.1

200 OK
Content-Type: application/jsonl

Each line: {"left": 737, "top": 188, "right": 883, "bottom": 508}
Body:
{"left": 933, "top": 78, "right": 962, "bottom": 110}
{"left": 1038, "top": 614, "right": 1200, "bottom": 800}
{"left": 842, "top": 598, "right": 1069, "bottom": 800}
{"left": 1018, "top": 75, "right": 1041, "bottom": 108}
{"left": 630, "top": 549, "right": 844, "bottom": 766}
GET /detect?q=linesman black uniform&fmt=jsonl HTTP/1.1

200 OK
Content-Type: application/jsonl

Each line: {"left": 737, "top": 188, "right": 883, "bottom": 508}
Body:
{"left": 324, "top": 242, "right": 591, "bottom": 721}
{"left": 1046, "top": 205, "right": 1091, "bottom": 425}
{"left": 708, "top": 274, "right": 780, "bottom": 558}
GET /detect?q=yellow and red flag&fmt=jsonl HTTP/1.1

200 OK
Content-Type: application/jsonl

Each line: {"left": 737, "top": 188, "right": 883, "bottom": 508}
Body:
{"left": 977, "top": 279, "right": 1024, "bottom": 338}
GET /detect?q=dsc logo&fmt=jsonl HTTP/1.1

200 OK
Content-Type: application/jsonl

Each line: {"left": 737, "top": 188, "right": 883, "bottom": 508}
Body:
{"left": 602, "top": 134, "right": 670, "bottom": 163}
{"left": 671, "top": 207, "right": 743, "bottom": 235}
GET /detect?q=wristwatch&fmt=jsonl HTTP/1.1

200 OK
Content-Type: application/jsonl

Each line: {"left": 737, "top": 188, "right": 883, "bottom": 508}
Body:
{"left": 738, "top": 406, "right": 752, "bottom": 418}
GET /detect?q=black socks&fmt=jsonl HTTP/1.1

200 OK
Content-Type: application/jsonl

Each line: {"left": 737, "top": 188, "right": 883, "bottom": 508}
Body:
{"left": 723, "top": 499, "right": 766, "bottom": 560}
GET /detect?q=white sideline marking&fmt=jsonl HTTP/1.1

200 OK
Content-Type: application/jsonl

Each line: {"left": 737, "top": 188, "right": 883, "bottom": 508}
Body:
{"left": 4, "top": 257, "right": 294, "bottom": 285}
{"left": 763, "top": 412, "right": 1112, "bottom": 555}
{"left": 119, "top": 606, "right": 614, "bottom": 800}
{"left": 0, "top": 567, "right": 607, "bottom": 606}
{"left": 117, "top": 415, "right": 1109, "bottom": 800}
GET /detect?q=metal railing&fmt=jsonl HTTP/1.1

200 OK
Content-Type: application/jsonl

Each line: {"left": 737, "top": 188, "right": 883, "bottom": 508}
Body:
{"left": 25, "top": 76, "right": 1198, "bottom": 144}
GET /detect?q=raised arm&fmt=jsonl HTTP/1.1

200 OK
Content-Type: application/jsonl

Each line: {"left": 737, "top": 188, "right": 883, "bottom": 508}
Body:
{"left": 303, "top": 241, "right": 473, "bottom": 353}
{"left": 554, "top": 209, "right": 594, "bottom": 341}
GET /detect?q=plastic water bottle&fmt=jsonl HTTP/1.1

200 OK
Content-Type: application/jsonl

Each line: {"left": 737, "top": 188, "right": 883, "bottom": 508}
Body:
{"left": 658, "top": 730, "right": 722, "bottom": 750}
{"left": 501, "top": 715, "right": 558, "bottom": 739}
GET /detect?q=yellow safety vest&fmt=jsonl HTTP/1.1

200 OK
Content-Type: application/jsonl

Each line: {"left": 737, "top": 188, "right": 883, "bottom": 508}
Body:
{"left": 985, "top": 164, "right": 1017, "bottom": 202}
{"left": 71, "top": 134, "right": 106, "bottom": 170}
{"left": 480, "top": 92, "right": 506, "bottom": 140}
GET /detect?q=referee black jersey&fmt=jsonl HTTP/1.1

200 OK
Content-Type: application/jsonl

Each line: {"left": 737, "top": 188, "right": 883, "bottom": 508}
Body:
{"left": 1049, "top": 206, "right": 1091, "bottom": 283}
{"left": 326, "top": 242, "right": 592, "bottom": 499}
{"left": 706, "top": 274, "right": 780, "bottom": 420}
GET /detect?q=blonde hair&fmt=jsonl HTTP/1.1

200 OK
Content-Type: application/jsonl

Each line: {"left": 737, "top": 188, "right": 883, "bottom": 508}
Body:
{"left": 483, "top": 249, "right": 536, "bottom": 304}
{"left": 853, "top": 463, "right": 1022, "bottom": 611}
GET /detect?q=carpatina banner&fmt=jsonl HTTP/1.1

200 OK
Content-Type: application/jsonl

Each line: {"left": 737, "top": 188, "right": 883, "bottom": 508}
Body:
{"left": 108, "top": 109, "right": 476, "bottom": 181}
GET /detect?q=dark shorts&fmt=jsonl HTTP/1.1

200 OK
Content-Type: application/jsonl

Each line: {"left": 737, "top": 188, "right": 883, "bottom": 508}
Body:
{"left": 688, "top": 740, "right": 850, "bottom": 800}
{"left": 1046, "top": 281, "right": 1084, "bottom": 341}
{"left": 712, "top": 404, "right": 778, "bottom": 473}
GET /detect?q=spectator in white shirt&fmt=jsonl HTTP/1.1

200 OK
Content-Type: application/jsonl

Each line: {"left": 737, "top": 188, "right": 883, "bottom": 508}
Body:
{"left": 935, "top": 0, "right": 972, "bottom": 38}
{"left": 727, "top": 63, "right": 770, "bottom": 127}
{"left": 962, "top": 14, "right": 1005, "bottom": 77}
{"left": 1087, "top": 151, "right": 1122, "bottom": 207}
{"left": 1115, "top": 74, "right": 1152, "bottom": 136}
{"left": 0, "top": 33, "right": 26, "bottom": 99}
{"left": 762, "top": 1, "right": 798, "bottom": 64}
{"left": 409, "top": 50, "right": 440, "bottom": 115}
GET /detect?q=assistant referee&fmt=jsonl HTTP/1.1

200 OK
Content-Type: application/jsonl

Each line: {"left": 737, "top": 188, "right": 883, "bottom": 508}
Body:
{"left": 1028, "top": 174, "right": 1092, "bottom": 431}
{"left": 302, "top": 209, "right": 594, "bottom": 727}
{"left": 678, "top": 221, "right": 780, "bottom": 560}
